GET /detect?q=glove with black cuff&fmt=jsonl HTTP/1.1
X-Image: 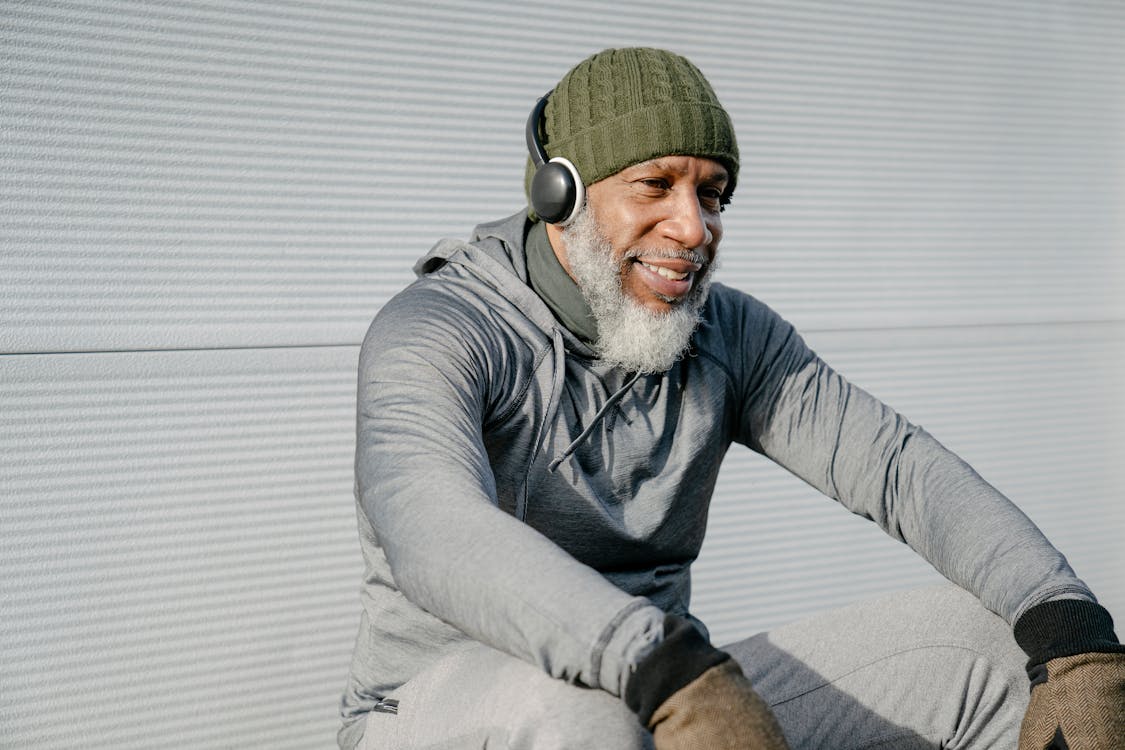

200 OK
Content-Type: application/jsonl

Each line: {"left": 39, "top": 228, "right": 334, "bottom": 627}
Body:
{"left": 1014, "top": 599, "right": 1125, "bottom": 749}
{"left": 624, "top": 614, "right": 790, "bottom": 750}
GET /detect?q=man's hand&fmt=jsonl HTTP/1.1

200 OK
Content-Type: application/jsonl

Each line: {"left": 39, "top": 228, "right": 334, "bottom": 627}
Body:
{"left": 650, "top": 658, "right": 789, "bottom": 749}
{"left": 1015, "top": 600, "right": 1125, "bottom": 750}
{"left": 1018, "top": 652, "right": 1125, "bottom": 749}
{"left": 624, "top": 614, "right": 790, "bottom": 750}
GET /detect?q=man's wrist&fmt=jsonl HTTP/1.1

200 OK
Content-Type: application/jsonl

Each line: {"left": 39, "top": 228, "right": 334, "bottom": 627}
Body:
{"left": 623, "top": 614, "right": 731, "bottom": 725}
{"left": 1013, "top": 599, "right": 1125, "bottom": 671}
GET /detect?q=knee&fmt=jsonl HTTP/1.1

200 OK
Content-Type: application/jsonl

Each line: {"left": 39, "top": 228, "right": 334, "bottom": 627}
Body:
{"left": 886, "top": 586, "right": 1029, "bottom": 693}
{"left": 507, "top": 677, "right": 652, "bottom": 750}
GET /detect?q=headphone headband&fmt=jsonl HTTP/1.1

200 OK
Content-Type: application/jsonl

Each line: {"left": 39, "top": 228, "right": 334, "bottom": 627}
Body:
{"left": 525, "top": 90, "right": 584, "bottom": 225}
{"left": 526, "top": 93, "right": 551, "bottom": 167}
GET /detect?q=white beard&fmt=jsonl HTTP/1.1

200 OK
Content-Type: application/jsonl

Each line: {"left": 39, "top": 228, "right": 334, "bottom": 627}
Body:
{"left": 560, "top": 207, "right": 716, "bottom": 374}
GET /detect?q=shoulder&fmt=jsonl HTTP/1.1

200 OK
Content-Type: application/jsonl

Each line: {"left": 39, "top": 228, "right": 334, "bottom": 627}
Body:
{"left": 361, "top": 255, "right": 555, "bottom": 410}
{"left": 696, "top": 283, "right": 795, "bottom": 350}
{"left": 375, "top": 262, "right": 497, "bottom": 335}
{"left": 364, "top": 271, "right": 512, "bottom": 374}
{"left": 693, "top": 283, "right": 813, "bottom": 383}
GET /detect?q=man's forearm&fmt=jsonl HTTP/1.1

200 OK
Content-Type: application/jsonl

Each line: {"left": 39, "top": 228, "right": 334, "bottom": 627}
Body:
{"left": 756, "top": 350, "right": 1094, "bottom": 624}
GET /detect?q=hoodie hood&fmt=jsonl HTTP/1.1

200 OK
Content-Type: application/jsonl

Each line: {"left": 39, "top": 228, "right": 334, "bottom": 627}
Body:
{"left": 413, "top": 210, "right": 597, "bottom": 360}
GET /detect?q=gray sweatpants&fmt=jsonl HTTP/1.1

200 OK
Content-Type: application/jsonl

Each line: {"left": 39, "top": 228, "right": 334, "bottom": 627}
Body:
{"left": 358, "top": 585, "right": 1030, "bottom": 749}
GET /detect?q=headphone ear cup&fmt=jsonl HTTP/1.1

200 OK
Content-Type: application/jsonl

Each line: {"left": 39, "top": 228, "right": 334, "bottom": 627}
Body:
{"left": 530, "top": 156, "right": 585, "bottom": 225}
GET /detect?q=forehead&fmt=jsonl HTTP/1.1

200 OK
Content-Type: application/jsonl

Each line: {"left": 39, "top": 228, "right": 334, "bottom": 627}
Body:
{"left": 615, "top": 155, "right": 729, "bottom": 182}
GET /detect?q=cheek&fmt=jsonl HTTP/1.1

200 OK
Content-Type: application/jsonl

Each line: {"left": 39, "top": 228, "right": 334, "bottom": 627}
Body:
{"left": 708, "top": 217, "right": 724, "bottom": 245}
{"left": 615, "top": 255, "right": 635, "bottom": 288}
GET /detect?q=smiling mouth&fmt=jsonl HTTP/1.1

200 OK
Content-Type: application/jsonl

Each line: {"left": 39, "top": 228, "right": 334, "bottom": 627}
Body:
{"left": 639, "top": 261, "right": 691, "bottom": 281}
{"left": 629, "top": 253, "right": 707, "bottom": 304}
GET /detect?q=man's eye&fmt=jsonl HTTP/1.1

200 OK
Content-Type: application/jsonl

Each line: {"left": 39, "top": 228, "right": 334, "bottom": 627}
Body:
{"left": 699, "top": 187, "right": 724, "bottom": 210}
{"left": 641, "top": 178, "right": 669, "bottom": 190}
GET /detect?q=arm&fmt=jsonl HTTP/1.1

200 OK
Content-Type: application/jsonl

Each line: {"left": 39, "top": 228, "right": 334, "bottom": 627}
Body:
{"left": 356, "top": 283, "right": 662, "bottom": 696}
{"left": 737, "top": 301, "right": 1093, "bottom": 624}
{"left": 738, "top": 304, "right": 1125, "bottom": 746}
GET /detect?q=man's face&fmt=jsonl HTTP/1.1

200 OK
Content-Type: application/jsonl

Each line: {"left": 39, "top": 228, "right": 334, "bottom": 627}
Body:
{"left": 555, "top": 155, "right": 728, "bottom": 314}
{"left": 550, "top": 155, "right": 729, "bottom": 374}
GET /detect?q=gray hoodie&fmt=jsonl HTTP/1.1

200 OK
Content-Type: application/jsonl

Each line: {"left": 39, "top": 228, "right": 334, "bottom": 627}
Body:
{"left": 339, "top": 210, "right": 1091, "bottom": 748}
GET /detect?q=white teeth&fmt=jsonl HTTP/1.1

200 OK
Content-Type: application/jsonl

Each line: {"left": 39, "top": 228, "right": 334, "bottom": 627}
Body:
{"left": 641, "top": 261, "right": 688, "bottom": 281}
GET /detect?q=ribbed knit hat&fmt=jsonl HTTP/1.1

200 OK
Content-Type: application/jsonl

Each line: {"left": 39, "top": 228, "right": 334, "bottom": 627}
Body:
{"left": 525, "top": 47, "right": 739, "bottom": 216}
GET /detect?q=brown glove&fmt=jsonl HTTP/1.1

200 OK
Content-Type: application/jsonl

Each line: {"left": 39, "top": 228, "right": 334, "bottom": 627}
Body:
{"left": 1018, "top": 652, "right": 1125, "bottom": 749}
{"left": 1014, "top": 600, "right": 1125, "bottom": 750}
{"left": 650, "top": 658, "right": 790, "bottom": 749}
{"left": 624, "top": 615, "right": 790, "bottom": 750}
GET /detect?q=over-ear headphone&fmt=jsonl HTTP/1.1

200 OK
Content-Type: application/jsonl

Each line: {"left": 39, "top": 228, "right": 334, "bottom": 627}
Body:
{"left": 525, "top": 91, "right": 585, "bottom": 225}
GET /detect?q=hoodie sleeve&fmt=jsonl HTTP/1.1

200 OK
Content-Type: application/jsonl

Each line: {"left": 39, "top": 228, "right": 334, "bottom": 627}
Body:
{"left": 736, "top": 297, "right": 1095, "bottom": 625}
{"left": 355, "top": 278, "right": 663, "bottom": 697}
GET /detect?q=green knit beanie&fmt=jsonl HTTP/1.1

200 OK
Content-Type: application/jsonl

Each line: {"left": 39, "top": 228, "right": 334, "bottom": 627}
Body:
{"left": 524, "top": 47, "right": 739, "bottom": 219}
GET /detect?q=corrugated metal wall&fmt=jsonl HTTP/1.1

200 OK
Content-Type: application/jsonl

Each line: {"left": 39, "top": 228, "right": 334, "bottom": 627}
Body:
{"left": 2, "top": 2, "right": 1122, "bottom": 747}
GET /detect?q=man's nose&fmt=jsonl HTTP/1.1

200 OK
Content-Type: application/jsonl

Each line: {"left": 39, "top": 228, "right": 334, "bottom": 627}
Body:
{"left": 660, "top": 191, "right": 713, "bottom": 250}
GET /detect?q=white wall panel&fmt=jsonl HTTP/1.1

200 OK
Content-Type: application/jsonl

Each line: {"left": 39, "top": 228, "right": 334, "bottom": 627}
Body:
{"left": 2, "top": 1, "right": 1122, "bottom": 747}
{"left": 1, "top": 0, "right": 407, "bottom": 353}
{"left": 722, "top": 0, "right": 1125, "bottom": 331}
{"left": 0, "top": 347, "right": 361, "bottom": 748}
{"left": 3, "top": 1, "right": 1122, "bottom": 352}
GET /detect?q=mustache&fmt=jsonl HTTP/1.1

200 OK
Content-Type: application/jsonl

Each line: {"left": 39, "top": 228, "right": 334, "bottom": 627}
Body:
{"left": 621, "top": 247, "right": 710, "bottom": 267}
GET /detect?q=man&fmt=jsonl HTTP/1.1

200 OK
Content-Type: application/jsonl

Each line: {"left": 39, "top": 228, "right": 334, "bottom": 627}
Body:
{"left": 341, "top": 47, "right": 1124, "bottom": 749}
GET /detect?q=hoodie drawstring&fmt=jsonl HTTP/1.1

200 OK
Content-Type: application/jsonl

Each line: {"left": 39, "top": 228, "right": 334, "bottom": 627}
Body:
{"left": 548, "top": 369, "right": 642, "bottom": 472}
